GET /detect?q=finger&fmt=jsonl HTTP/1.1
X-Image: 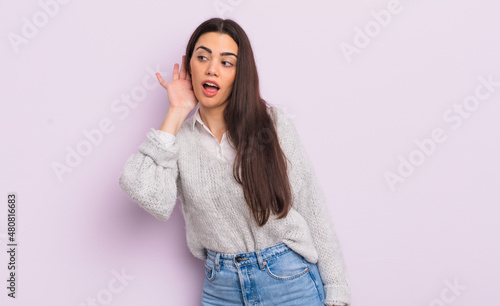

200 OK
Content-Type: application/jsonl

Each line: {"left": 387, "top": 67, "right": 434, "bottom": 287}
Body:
{"left": 179, "top": 55, "right": 187, "bottom": 80}
{"left": 172, "top": 63, "right": 180, "bottom": 80}
{"left": 156, "top": 73, "right": 168, "bottom": 89}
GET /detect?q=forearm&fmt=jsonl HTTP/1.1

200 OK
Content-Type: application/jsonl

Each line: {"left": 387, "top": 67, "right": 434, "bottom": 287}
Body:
{"left": 119, "top": 129, "right": 181, "bottom": 220}
{"left": 159, "top": 107, "right": 192, "bottom": 136}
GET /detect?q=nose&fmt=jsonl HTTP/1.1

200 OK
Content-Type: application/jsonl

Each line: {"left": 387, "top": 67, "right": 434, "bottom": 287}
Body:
{"left": 206, "top": 61, "right": 218, "bottom": 77}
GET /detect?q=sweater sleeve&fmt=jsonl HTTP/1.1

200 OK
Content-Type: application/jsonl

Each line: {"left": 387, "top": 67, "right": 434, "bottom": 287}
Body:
{"left": 272, "top": 107, "right": 351, "bottom": 306}
{"left": 118, "top": 128, "right": 182, "bottom": 220}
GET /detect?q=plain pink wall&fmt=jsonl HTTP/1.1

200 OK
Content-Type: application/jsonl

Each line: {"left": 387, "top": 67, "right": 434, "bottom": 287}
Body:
{"left": 1, "top": 0, "right": 499, "bottom": 305}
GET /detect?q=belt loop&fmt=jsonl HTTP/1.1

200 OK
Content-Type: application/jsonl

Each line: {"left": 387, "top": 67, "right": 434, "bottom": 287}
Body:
{"left": 256, "top": 249, "right": 265, "bottom": 270}
{"left": 215, "top": 253, "right": 221, "bottom": 271}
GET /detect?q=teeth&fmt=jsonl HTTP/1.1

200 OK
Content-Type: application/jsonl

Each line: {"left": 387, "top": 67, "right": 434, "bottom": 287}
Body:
{"left": 205, "top": 82, "right": 219, "bottom": 88}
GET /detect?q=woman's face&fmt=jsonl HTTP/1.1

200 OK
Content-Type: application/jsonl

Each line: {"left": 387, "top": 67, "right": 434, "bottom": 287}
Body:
{"left": 190, "top": 32, "right": 238, "bottom": 110}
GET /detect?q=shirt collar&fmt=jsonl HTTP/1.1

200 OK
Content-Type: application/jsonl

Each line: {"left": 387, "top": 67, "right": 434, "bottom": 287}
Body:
{"left": 191, "top": 106, "right": 230, "bottom": 143}
{"left": 191, "top": 106, "right": 203, "bottom": 131}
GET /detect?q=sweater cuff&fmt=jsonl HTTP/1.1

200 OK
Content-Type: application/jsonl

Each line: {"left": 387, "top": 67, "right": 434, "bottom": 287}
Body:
{"left": 156, "top": 129, "right": 176, "bottom": 148}
{"left": 324, "top": 284, "right": 350, "bottom": 306}
{"left": 138, "top": 128, "right": 180, "bottom": 169}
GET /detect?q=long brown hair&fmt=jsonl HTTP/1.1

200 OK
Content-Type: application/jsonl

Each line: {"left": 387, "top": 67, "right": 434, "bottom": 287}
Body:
{"left": 185, "top": 18, "right": 292, "bottom": 226}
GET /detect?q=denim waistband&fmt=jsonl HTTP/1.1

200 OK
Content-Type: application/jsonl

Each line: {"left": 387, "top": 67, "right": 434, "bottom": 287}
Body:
{"left": 206, "top": 243, "right": 291, "bottom": 270}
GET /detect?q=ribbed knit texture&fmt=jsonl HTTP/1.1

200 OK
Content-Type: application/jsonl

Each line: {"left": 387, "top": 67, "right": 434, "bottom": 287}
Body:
{"left": 119, "top": 106, "right": 350, "bottom": 305}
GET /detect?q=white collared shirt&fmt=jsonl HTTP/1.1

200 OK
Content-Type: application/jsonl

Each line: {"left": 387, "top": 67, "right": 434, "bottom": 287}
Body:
{"left": 156, "top": 106, "right": 237, "bottom": 163}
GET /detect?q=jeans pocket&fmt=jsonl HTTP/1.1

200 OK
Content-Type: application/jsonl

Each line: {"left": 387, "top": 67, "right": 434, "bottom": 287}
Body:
{"left": 306, "top": 262, "right": 325, "bottom": 302}
{"left": 265, "top": 250, "right": 310, "bottom": 280}
{"left": 204, "top": 259, "right": 216, "bottom": 282}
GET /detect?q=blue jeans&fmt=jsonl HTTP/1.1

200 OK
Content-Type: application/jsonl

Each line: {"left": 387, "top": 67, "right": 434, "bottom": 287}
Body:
{"left": 201, "top": 243, "right": 325, "bottom": 305}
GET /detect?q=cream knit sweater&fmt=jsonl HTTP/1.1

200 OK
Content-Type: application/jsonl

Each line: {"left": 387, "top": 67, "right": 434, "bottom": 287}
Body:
{"left": 118, "top": 105, "right": 351, "bottom": 305}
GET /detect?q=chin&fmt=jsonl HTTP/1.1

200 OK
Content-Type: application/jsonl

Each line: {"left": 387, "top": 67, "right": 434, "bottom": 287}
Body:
{"left": 199, "top": 100, "right": 227, "bottom": 109}
{"left": 197, "top": 96, "right": 230, "bottom": 109}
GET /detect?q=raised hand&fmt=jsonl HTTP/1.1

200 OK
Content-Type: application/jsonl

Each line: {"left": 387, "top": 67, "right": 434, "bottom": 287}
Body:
{"left": 156, "top": 55, "right": 198, "bottom": 112}
{"left": 157, "top": 56, "right": 198, "bottom": 136}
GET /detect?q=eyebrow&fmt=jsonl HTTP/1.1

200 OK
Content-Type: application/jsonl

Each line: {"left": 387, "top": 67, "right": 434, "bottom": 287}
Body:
{"left": 195, "top": 46, "right": 238, "bottom": 58}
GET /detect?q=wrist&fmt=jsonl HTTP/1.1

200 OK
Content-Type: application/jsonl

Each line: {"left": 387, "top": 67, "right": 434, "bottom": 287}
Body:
{"left": 168, "top": 105, "right": 193, "bottom": 114}
{"left": 159, "top": 107, "right": 191, "bottom": 135}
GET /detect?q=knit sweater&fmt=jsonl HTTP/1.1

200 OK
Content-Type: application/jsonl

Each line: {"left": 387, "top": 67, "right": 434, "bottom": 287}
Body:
{"left": 118, "top": 105, "right": 351, "bottom": 305}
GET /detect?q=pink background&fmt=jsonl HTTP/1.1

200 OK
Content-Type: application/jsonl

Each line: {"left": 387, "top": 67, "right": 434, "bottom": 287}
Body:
{"left": 1, "top": 0, "right": 499, "bottom": 305}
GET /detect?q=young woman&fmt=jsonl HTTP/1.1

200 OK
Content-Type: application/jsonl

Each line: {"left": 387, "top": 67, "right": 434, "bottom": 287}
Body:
{"left": 119, "top": 18, "right": 350, "bottom": 306}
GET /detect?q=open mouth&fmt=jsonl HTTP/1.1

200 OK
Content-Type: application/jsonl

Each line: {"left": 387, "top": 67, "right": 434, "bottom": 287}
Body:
{"left": 202, "top": 81, "right": 220, "bottom": 97}
{"left": 203, "top": 82, "right": 220, "bottom": 92}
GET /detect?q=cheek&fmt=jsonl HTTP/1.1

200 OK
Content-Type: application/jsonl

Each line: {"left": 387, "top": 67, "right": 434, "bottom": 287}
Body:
{"left": 226, "top": 73, "right": 236, "bottom": 90}
{"left": 189, "top": 60, "right": 198, "bottom": 77}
